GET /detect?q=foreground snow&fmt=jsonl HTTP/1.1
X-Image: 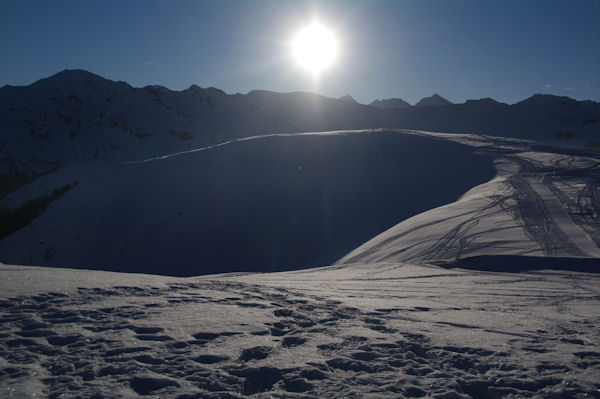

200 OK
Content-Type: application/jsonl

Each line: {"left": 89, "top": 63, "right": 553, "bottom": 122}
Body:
{"left": 1, "top": 261, "right": 599, "bottom": 398}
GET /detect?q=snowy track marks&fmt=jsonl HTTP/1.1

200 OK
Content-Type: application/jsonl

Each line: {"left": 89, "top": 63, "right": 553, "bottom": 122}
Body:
{"left": 526, "top": 176, "right": 600, "bottom": 257}
{"left": 2, "top": 270, "right": 599, "bottom": 398}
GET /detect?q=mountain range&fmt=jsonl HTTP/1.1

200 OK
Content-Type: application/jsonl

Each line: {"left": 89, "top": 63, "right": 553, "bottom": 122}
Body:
{"left": 1, "top": 69, "right": 599, "bottom": 275}
{"left": 1, "top": 69, "right": 598, "bottom": 181}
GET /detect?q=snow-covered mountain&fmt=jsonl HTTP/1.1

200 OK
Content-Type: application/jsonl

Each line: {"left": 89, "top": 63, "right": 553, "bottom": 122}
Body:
{"left": 0, "top": 69, "right": 384, "bottom": 180}
{"left": 414, "top": 93, "right": 453, "bottom": 107}
{"left": 369, "top": 97, "right": 411, "bottom": 109}
{"left": 1, "top": 69, "right": 599, "bottom": 188}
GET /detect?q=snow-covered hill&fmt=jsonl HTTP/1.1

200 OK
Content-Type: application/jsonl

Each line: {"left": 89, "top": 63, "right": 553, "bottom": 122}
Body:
{"left": 0, "top": 130, "right": 496, "bottom": 275}
{"left": 2, "top": 128, "right": 598, "bottom": 277}
{"left": 338, "top": 132, "right": 600, "bottom": 265}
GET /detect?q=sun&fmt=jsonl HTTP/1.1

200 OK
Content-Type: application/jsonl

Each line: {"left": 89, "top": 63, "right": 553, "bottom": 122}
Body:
{"left": 292, "top": 23, "right": 338, "bottom": 75}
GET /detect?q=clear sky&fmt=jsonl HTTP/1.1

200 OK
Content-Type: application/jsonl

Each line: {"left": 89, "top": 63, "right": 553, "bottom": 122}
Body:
{"left": 1, "top": 0, "right": 599, "bottom": 105}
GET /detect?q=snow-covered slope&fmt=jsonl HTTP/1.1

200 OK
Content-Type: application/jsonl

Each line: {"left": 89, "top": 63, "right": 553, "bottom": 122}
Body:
{"left": 1, "top": 260, "right": 599, "bottom": 398}
{"left": 338, "top": 132, "right": 600, "bottom": 265}
{"left": 0, "top": 130, "right": 496, "bottom": 275}
{"left": 3, "top": 128, "right": 598, "bottom": 277}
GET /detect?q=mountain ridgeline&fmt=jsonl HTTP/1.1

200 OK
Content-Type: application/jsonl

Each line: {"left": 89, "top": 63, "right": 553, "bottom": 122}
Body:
{"left": 1, "top": 69, "right": 598, "bottom": 180}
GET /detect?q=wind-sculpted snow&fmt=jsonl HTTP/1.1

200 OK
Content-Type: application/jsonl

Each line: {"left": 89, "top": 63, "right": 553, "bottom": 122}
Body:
{"left": 338, "top": 132, "right": 600, "bottom": 265}
{"left": 1, "top": 262, "right": 599, "bottom": 398}
{"left": 0, "top": 130, "right": 496, "bottom": 275}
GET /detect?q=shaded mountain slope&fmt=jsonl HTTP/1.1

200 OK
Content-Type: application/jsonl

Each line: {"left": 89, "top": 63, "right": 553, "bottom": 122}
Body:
{"left": 0, "top": 130, "right": 495, "bottom": 275}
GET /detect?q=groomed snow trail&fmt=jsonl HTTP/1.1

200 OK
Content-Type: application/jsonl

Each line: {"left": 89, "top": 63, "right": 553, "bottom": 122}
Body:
{"left": 524, "top": 176, "right": 600, "bottom": 257}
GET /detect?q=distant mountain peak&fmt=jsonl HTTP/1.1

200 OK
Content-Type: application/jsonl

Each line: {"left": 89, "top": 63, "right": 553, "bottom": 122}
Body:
{"left": 42, "top": 69, "right": 107, "bottom": 84}
{"left": 369, "top": 98, "right": 411, "bottom": 109}
{"left": 339, "top": 94, "right": 358, "bottom": 104}
{"left": 187, "top": 84, "right": 202, "bottom": 91}
{"left": 516, "top": 93, "right": 579, "bottom": 106}
{"left": 415, "top": 93, "right": 452, "bottom": 107}
{"left": 28, "top": 68, "right": 130, "bottom": 93}
{"left": 464, "top": 97, "right": 505, "bottom": 106}
{"left": 54, "top": 68, "right": 101, "bottom": 78}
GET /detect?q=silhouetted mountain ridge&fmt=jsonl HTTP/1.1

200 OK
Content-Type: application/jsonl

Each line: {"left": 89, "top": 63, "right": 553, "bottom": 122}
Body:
{"left": 370, "top": 98, "right": 411, "bottom": 109}
{"left": 517, "top": 93, "right": 580, "bottom": 106}
{"left": 1, "top": 69, "right": 598, "bottom": 182}
{"left": 415, "top": 93, "right": 453, "bottom": 107}
{"left": 339, "top": 94, "right": 358, "bottom": 103}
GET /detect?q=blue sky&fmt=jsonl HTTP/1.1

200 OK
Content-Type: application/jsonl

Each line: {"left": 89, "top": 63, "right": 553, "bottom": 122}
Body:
{"left": 1, "top": 0, "right": 599, "bottom": 104}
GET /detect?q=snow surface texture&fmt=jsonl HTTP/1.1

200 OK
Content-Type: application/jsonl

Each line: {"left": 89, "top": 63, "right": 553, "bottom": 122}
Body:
{"left": 1, "top": 262, "right": 599, "bottom": 398}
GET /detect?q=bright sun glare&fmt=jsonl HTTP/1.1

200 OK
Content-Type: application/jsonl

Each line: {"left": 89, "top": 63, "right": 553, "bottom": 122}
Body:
{"left": 292, "top": 23, "right": 337, "bottom": 75}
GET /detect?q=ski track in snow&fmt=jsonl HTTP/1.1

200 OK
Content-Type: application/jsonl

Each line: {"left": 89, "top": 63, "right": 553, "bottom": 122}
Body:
{"left": 337, "top": 132, "right": 600, "bottom": 264}
{"left": 524, "top": 176, "right": 600, "bottom": 257}
{"left": 1, "top": 263, "right": 599, "bottom": 398}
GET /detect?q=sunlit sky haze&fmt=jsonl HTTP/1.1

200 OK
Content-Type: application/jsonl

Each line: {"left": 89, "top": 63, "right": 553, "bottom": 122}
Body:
{"left": 1, "top": 0, "right": 599, "bottom": 104}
